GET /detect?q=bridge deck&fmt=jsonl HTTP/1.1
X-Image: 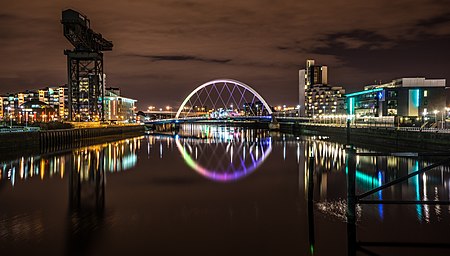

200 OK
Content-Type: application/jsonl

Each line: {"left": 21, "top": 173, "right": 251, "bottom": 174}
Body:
{"left": 145, "top": 116, "right": 273, "bottom": 125}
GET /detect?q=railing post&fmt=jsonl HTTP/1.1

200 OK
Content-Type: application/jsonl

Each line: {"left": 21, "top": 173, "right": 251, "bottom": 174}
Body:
{"left": 346, "top": 144, "right": 357, "bottom": 256}
{"left": 308, "top": 153, "right": 315, "bottom": 202}
{"left": 346, "top": 119, "right": 351, "bottom": 145}
{"left": 346, "top": 145, "right": 357, "bottom": 222}
{"left": 307, "top": 153, "right": 315, "bottom": 255}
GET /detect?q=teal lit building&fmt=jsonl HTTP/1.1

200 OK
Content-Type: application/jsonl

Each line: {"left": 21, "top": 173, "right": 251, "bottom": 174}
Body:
{"left": 346, "top": 78, "right": 447, "bottom": 119}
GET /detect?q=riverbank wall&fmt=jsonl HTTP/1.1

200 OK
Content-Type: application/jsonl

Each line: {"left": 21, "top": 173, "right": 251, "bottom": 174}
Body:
{"left": 0, "top": 125, "right": 145, "bottom": 159}
{"left": 279, "top": 122, "right": 450, "bottom": 151}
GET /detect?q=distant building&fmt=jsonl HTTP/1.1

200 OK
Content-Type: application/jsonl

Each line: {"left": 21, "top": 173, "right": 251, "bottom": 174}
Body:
{"left": 1, "top": 84, "right": 137, "bottom": 123}
{"left": 0, "top": 97, "right": 3, "bottom": 120}
{"left": 1, "top": 85, "right": 68, "bottom": 122}
{"left": 1, "top": 94, "right": 17, "bottom": 122}
{"left": 306, "top": 59, "right": 328, "bottom": 87}
{"left": 299, "top": 59, "right": 345, "bottom": 117}
{"left": 346, "top": 77, "right": 447, "bottom": 122}
{"left": 243, "top": 101, "right": 268, "bottom": 116}
{"left": 104, "top": 87, "right": 137, "bottom": 122}
{"left": 19, "top": 100, "right": 56, "bottom": 123}
{"left": 58, "top": 85, "right": 69, "bottom": 120}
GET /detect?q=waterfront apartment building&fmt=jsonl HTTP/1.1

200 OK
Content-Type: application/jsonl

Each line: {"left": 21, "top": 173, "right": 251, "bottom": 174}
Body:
{"left": 299, "top": 59, "right": 345, "bottom": 117}
{"left": 104, "top": 87, "right": 137, "bottom": 122}
{"left": 346, "top": 77, "right": 447, "bottom": 121}
{"left": 0, "top": 94, "right": 18, "bottom": 121}
{"left": 0, "top": 86, "right": 66, "bottom": 122}
{"left": 1, "top": 84, "right": 136, "bottom": 123}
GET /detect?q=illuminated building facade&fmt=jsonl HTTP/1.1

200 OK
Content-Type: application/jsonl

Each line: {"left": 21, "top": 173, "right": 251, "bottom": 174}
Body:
{"left": 346, "top": 77, "right": 447, "bottom": 119}
{"left": 300, "top": 59, "right": 346, "bottom": 117}
{"left": 243, "top": 101, "right": 269, "bottom": 116}
{"left": 58, "top": 86, "right": 69, "bottom": 119}
{"left": 104, "top": 87, "right": 137, "bottom": 122}
{"left": 18, "top": 100, "right": 56, "bottom": 123}
{"left": 0, "top": 86, "right": 68, "bottom": 122}
{"left": 1, "top": 94, "right": 17, "bottom": 122}
{"left": 0, "top": 97, "right": 3, "bottom": 120}
{"left": 1, "top": 84, "right": 136, "bottom": 123}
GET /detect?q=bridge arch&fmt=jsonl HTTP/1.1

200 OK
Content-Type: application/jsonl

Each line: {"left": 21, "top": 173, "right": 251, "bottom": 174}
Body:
{"left": 175, "top": 79, "right": 273, "bottom": 119}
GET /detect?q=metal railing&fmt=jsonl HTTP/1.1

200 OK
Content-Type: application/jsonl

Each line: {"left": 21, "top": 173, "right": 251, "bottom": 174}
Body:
{"left": 0, "top": 126, "right": 41, "bottom": 133}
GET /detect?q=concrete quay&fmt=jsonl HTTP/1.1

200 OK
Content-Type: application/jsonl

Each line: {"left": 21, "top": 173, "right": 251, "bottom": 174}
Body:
{"left": 279, "top": 122, "right": 450, "bottom": 151}
{"left": 0, "top": 125, "right": 145, "bottom": 159}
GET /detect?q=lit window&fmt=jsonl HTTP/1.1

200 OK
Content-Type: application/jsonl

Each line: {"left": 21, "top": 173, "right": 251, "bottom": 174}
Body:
{"left": 424, "top": 90, "right": 428, "bottom": 97}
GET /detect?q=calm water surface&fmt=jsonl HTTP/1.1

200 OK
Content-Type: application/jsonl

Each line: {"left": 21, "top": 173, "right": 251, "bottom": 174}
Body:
{"left": 1, "top": 124, "right": 450, "bottom": 255}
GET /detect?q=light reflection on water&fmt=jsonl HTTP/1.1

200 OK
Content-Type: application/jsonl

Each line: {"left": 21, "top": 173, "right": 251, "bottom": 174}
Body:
{"left": 1, "top": 124, "right": 450, "bottom": 255}
{"left": 175, "top": 125, "right": 272, "bottom": 182}
{"left": 0, "top": 137, "right": 142, "bottom": 186}
{"left": 1, "top": 127, "right": 450, "bottom": 223}
{"left": 0, "top": 213, "right": 44, "bottom": 241}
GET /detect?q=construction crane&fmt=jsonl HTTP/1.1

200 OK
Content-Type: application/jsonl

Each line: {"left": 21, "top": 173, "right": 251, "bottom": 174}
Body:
{"left": 61, "top": 9, "right": 113, "bottom": 121}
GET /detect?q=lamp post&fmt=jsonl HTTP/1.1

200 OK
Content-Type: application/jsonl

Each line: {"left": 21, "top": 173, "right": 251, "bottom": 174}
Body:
{"left": 6, "top": 107, "right": 11, "bottom": 127}
{"left": 313, "top": 105, "right": 316, "bottom": 121}
{"left": 422, "top": 109, "right": 429, "bottom": 128}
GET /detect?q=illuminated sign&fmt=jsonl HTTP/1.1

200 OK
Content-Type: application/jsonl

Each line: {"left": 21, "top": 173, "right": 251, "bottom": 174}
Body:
{"left": 377, "top": 90, "right": 385, "bottom": 101}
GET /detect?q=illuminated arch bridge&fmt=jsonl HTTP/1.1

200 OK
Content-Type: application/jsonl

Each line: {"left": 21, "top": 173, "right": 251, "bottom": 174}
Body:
{"left": 147, "top": 79, "right": 274, "bottom": 124}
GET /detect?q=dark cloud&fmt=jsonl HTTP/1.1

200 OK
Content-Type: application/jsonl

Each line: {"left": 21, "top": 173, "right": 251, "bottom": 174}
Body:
{"left": 128, "top": 54, "right": 231, "bottom": 64}
{"left": 417, "top": 12, "right": 450, "bottom": 27}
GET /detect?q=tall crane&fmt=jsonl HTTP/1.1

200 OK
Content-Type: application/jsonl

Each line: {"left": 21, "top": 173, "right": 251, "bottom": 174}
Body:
{"left": 61, "top": 9, "right": 113, "bottom": 121}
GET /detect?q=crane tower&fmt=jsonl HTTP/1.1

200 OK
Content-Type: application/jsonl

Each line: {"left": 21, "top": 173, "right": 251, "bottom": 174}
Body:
{"left": 61, "top": 9, "right": 113, "bottom": 121}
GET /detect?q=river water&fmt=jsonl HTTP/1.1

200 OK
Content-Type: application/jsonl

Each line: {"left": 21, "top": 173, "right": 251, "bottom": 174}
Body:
{"left": 1, "top": 124, "right": 450, "bottom": 255}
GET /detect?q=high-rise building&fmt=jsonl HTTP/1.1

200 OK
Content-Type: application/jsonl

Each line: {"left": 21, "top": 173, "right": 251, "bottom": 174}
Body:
{"left": 306, "top": 59, "right": 328, "bottom": 88}
{"left": 300, "top": 59, "right": 345, "bottom": 117}
{"left": 298, "top": 70, "right": 306, "bottom": 116}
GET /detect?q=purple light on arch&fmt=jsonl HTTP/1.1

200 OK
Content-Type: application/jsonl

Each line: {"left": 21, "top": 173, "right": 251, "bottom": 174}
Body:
{"left": 175, "top": 137, "right": 272, "bottom": 182}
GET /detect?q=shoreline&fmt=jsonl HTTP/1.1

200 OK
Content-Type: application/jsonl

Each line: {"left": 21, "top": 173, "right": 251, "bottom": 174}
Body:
{"left": 0, "top": 125, "right": 145, "bottom": 161}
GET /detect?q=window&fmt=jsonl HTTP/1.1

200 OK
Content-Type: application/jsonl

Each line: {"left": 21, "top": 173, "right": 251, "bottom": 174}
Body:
{"left": 387, "top": 90, "right": 397, "bottom": 98}
{"left": 387, "top": 100, "right": 398, "bottom": 107}
{"left": 424, "top": 90, "right": 428, "bottom": 97}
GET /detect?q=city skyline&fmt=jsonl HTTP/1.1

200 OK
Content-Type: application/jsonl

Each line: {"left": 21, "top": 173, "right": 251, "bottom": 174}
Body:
{"left": 1, "top": 0, "right": 450, "bottom": 108}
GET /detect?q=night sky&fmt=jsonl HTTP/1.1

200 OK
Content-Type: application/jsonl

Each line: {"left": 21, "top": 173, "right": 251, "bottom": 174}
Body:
{"left": 1, "top": 0, "right": 450, "bottom": 109}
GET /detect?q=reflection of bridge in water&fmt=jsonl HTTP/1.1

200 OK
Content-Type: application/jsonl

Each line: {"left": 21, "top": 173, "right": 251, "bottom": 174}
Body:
{"left": 174, "top": 124, "right": 272, "bottom": 182}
